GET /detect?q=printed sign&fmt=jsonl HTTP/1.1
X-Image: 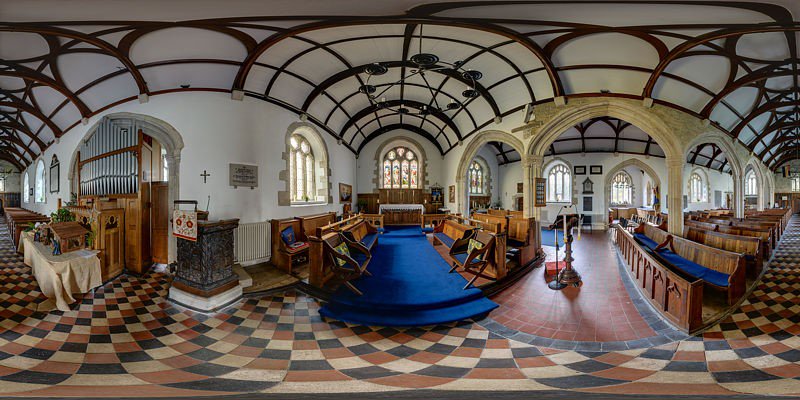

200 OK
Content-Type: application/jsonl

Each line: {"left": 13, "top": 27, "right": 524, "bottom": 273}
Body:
{"left": 229, "top": 163, "right": 258, "bottom": 188}
{"left": 173, "top": 210, "right": 198, "bottom": 241}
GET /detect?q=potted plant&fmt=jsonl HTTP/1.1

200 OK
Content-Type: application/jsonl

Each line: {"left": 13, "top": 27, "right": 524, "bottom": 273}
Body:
{"left": 50, "top": 208, "right": 75, "bottom": 223}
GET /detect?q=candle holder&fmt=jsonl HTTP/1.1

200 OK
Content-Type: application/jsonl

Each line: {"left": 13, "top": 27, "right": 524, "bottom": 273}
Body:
{"left": 548, "top": 216, "right": 583, "bottom": 290}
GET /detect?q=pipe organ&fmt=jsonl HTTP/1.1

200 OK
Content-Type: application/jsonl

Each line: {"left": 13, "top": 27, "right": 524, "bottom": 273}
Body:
{"left": 75, "top": 117, "right": 156, "bottom": 276}
{"left": 79, "top": 125, "right": 140, "bottom": 197}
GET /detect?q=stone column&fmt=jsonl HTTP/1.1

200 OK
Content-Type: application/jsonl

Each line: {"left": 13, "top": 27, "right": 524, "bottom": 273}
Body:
{"left": 666, "top": 156, "right": 684, "bottom": 235}
{"left": 733, "top": 174, "right": 743, "bottom": 218}
{"left": 456, "top": 176, "right": 466, "bottom": 216}
{"left": 524, "top": 155, "right": 544, "bottom": 251}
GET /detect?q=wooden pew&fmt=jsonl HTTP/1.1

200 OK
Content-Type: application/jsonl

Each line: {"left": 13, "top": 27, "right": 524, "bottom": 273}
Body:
{"left": 6, "top": 208, "right": 50, "bottom": 250}
{"left": 685, "top": 218, "right": 772, "bottom": 259}
{"left": 341, "top": 218, "right": 379, "bottom": 252}
{"left": 432, "top": 219, "right": 475, "bottom": 250}
{"left": 449, "top": 230, "right": 506, "bottom": 287}
{"left": 614, "top": 225, "right": 704, "bottom": 332}
{"left": 683, "top": 226, "right": 762, "bottom": 279}
{"left": 270, "top": 212, "right": 336, "bottom": 274}
{"left": 421, "top": 213, "right": 450, "bottom": 233}
{"left": 507, "top": 216, "right": 540, "bottom": 268}
{"left": 361, "top": 214, "right": 384, "bottom": 232}
{"left": 634, "top": 223, "right": 745, "bottom": 305}
{"left": 470, "top": 213, "right": 507, "bottom": 234}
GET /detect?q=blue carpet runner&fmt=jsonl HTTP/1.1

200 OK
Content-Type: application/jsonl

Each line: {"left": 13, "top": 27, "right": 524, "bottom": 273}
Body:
{"left": 319, "top": 226, "right": 498, "bottom": 327}
{"left": 541, "top": 228, "right": 565, "bottom": 247}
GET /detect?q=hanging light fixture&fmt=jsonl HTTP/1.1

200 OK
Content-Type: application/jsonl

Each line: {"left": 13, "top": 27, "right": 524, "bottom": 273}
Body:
{"left": 358, "top": 24, "right": 483, "bottom": 116}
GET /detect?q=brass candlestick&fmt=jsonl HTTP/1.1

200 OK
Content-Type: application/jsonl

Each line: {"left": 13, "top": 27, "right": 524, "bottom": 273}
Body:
{"left": 557, "top": 232, "right": 582, "bottom": 287}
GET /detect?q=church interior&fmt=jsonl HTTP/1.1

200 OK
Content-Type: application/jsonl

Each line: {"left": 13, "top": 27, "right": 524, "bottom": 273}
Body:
{"left": 6, "top": 1, "right": 800, "bottom": 398}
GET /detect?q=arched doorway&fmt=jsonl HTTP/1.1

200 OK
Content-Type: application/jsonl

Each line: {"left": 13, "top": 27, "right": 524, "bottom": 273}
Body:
{"left": 455, "top": 131, "right": 525, "bottom": 216}
{"left": 683, "top": 132, "right": 743, "bottom": 217}
{"left": 69, "top": 112, "right": 184, "bottom": 263}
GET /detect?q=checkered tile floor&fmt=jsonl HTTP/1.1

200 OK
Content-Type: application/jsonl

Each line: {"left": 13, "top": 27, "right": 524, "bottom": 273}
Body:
{"left": 3, "top": 216, "right": 800, "bottom": 397}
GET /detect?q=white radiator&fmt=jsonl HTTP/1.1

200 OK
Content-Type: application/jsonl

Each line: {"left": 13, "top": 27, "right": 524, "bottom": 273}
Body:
{"left": 234, "top": 221, "right": 271, "bottom": 265}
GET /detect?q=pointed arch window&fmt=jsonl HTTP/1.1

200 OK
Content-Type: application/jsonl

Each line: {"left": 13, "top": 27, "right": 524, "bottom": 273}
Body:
{"left": 23, "top": 172, "right": 29, "bottom": 203}
{"left": 792, "top": 177, "right": 800, "bottom": 193}
{"left": 35, "top": 160, "right": 45, "bottom": 203}
{"left": 382, "top": 146, "right": 420, "bottom": 189}
{"left": 547, "top": 163, "right": 571, "bottom": 203}
{"left": 645, "top": 181, "right": 652, "bottom": 207}
{"left": 689, "top": 172, "right": 708, "bottom": 203}
{"left": 469, "top": 161, "right": 484, "bottom": 194}
{"left": 610, "top": 172, "right": 632, "bottom": 206}
{"left": 289, "top": 134, "right": 316, "bottom": 202}
{"left": 745, "top": 170, "right": 758, "bottom": 196}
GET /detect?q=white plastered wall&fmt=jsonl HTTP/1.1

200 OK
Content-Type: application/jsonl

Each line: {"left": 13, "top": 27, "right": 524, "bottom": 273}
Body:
{"left": 20, "top": 92, "right": 356, "bottom": 223}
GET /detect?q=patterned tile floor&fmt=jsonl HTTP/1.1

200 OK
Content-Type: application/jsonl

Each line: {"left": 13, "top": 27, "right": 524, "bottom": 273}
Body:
{"left": 3, "top": 217, "right": 800, "bottom": 397}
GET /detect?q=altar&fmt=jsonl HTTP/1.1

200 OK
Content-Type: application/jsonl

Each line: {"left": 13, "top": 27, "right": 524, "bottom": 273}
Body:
{"left": 379, "top": 204, "right": 424, "bottom": 225}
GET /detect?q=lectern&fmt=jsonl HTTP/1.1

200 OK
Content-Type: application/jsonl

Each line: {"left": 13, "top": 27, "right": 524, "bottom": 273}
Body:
{"left": 168, "top": 218, "right": 241, "bottom": 312}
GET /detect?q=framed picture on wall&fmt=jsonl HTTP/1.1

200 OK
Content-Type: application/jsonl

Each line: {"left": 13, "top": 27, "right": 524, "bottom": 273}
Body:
{"left": 49, "top": 155, "right": 60, "bottom": 193}
{"left": 338, "top": 183, "right": 352, "bottom": 203}
{"left": 448, "top": 185, "right": 455, "bottom": 203}
{"left": 517, "top": 182, "right": 523, "bottom": 193}
{"left": 583, "top": 196, "right": 593, "bottom": 212}
{"left": 590, "top": 165, "right": 603, "bottom": 175}
{"left": 574, "top": 166, "right": 586, "bottom": 175}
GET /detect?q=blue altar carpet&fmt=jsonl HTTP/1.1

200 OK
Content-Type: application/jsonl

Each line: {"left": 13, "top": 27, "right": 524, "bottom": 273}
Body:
{"left": 319, "top": 226, "right": 498, "bottom": 327}
{"left": 541, "top": 228, "right": 565, "bottom": 247}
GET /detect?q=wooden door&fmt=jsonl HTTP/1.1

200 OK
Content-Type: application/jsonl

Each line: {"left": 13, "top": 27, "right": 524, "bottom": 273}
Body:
{"left": 151, "top": 181, "right": 169, "bottom": 264}
{"left": 516, "top": 197, "right": 523, "bottom": 211}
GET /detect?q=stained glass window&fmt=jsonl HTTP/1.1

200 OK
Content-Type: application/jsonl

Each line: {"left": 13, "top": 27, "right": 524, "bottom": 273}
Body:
{"left": 382, "top": 146, "right": 421, "bottom": 189}
{"left": 290, "top": 134, "right": 315, "bottom": 202}
{"left": 469, "top": 161, "right": 484, "bottom": 194}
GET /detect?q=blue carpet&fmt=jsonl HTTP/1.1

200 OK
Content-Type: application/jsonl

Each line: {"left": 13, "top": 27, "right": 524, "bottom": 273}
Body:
{"left": 319, "top": 226, "right": 498, "bottom": 327}
{"left": 541, "top": 228, "right": 565, "bottom": 247}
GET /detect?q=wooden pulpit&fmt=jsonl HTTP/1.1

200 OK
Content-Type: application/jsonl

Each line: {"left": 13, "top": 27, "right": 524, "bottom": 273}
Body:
{"left": 169, "top": 218, "right": 241, "bottom": 312}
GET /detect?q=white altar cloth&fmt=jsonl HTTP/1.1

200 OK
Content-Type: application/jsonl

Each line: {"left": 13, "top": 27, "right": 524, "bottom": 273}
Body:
{"left": 378, "top": 204, "right": 425, "bottom": 214}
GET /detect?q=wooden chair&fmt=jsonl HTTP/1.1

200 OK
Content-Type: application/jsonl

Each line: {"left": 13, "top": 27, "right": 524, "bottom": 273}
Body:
{"left": 449, "top": 231, "right": 496, "bottom": 289}
{"left": 321, "top": 232, "right": 372, "bottom": 295}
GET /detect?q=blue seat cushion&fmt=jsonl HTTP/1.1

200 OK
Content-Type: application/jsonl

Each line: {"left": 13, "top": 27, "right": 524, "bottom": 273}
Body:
{"left": 434, "top": 232, "right": 455, "bottom": 248}
{"left": 633, "top": 233, "right": 659, "bottom": 250}
{"left": 421, "top": 227, "right": 434, "bottom": 234}
{"left": 657, "top": 250, "right": 729, "bottom": 287}
{"left": 452, "top": 252, "right": 483, "bottom": 266}
{"left": 361, "top": 233, "right": 377, "bottom": 249}
{"left": 377, "top": 227, "right": 386, "bottom": 234}
{"left": 280, "top": 226, "right": 297, "bottom": 246}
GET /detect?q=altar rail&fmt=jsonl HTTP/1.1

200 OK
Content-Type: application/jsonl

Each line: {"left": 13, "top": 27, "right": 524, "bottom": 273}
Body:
{"left": 613, "top": 225, "right": 704, "bottom": 332}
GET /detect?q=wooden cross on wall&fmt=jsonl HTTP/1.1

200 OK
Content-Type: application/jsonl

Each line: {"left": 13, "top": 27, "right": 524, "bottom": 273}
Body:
{"left": 200, "top": 170, "right": 210, "bottom": 184}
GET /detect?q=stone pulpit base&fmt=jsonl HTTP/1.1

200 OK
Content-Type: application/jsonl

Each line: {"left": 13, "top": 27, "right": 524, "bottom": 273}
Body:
{"left": 169, "top": 219, "right": 242, "bottom": 312}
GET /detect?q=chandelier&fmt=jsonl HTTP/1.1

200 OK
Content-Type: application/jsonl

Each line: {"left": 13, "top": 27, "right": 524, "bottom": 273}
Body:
{"left": 358, "top": 25, "right": 483, "bottom": 116}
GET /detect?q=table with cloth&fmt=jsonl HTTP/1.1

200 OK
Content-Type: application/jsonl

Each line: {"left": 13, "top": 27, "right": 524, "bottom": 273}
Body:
{"left": 378, "top": 204, "right": 424, "bottom": 225}
{"left": 18, "top": 231, "right": 102, "bottom": 312}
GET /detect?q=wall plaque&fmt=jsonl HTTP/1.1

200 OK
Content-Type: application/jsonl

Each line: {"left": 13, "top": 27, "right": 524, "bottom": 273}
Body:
{"left": 229, "top": 164, "right": 258, "bottom": 188}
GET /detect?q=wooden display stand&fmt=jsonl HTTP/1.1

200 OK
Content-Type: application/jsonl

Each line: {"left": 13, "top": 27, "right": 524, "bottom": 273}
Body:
{"left": 48, "top": 222, "right": 89, "bottom": 254}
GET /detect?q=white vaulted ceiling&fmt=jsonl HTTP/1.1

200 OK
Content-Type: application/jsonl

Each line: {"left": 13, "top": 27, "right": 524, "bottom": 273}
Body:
{"left": 2, "top": 0, "right": 800, "bottom": 170}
